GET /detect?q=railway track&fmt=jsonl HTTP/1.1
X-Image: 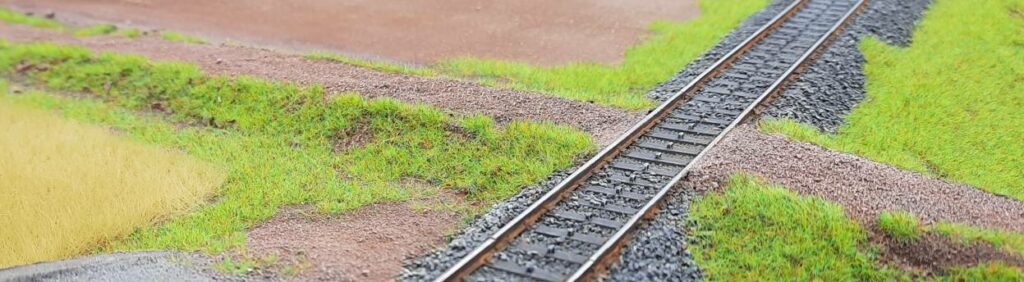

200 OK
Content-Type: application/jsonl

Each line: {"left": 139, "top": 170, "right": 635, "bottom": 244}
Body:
{"left": 436, "top": 0, "right": 868, "bottom": 281}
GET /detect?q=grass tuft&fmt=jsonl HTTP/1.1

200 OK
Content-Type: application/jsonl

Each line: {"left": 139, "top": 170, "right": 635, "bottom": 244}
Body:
{"left": 161, "top": 31, "right": 206, "bottom": 44}
{"left": 117, "top": 27, "right": 143, "bottom": 38}
{"left": 877, "top": 211, "right": 922, "bottom": 243}
{"left": 73, "top": 24, "right": 118, "bottom": 37}
{"left": 0, "top": 94, "right": 226, "bottom": 267}
{"left": 0, "top": 7, "right": 62, "bottom": 29}
{"left": 305, "top": 51, "right": 436, "bottom": 77}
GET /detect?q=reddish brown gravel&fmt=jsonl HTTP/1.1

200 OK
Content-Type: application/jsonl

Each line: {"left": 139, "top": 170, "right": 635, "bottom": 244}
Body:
{"left": 687, "top": 125, "right": 1024, "bottom": 233}
{"left": 0, "top": 23, "right": 641, "bottom": 146}
{"left": 246, "top": 203, "right": 461, "bottom": 281}
{"left": 1, "top": 0, "right": 698, "bottom": 65}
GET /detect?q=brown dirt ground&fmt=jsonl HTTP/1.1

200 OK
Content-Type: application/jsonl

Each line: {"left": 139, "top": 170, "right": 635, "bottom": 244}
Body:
{"left": 688, "top": 125, "right": 1024, "bottom": 233}
{"left": 0, "top": 23, "right": 641, "bottom": 146}
{"left": 246, "top": 202, "right": 462, "bottom": 281}
{"left": 871, "top": 229, "right": 1024, "bottom": 275}
{"left": 1, "top": 0, "right": 699, "bottom": 65}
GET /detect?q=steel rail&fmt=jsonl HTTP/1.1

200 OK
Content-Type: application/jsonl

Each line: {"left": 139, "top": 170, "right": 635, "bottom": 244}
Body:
{"left": 569, "top": 0, "right": 868, "bottom": 280}
{"left": 434, "top": 0, "right": 866, "bottom": 280}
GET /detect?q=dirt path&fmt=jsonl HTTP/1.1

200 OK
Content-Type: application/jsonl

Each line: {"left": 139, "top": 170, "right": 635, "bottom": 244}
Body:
{"left": 0, "top": 23, "right": 641, "bottom": 145}
{"left": 246, "top": 203, "right": 461, "bottom": 281}
{"left": 689, "top": 125, "right": 1024, "bottom": 233}
{"left": 1, "top": 0, "right": 699, "bottom": 65}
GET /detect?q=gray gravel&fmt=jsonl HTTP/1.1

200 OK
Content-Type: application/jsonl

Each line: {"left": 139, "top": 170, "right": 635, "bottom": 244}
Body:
{"left": 399, "top": 171, "right": 573, "bottom": 281}
{"left": 0, "top": 251, "right": 233, "bottom": 282}
{"left": 614, "top": 0, "right": 934, "bottom": 280}
{"left": 763, "top": 0, "right": 932, "bottom": 132}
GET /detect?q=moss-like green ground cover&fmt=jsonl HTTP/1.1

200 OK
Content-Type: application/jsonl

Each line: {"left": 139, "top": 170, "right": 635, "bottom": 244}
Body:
{"left": 762, "top": 0, "right": 1024, "bottom": 201}
{"left": 689, "top": 174, "right": 1023, "bottom": 281}
{"left": 0, "top": 41, "right": 593, "bottom": 255}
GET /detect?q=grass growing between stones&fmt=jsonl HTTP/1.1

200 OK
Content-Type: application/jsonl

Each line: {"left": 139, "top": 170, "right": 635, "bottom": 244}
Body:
{"left": 0, "top": 41, "right": 593, "bottom": 258}
{"left": 688, "top": 174, "right": 1023, "bottom": 280}
{"left": 305, "top": 51, "right": 437, "bottom": 77}
{"left": 0, "top": 93, "right": 225, "bottom": 267}
{"left": 437, "top": 0, "right": 770, "bottom": 109}
{"left": 761, "top": 0, "right": 1024, "bottom": 201}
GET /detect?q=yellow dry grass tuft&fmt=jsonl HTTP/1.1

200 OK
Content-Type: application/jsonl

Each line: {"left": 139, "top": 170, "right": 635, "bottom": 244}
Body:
{"left": 0, "top": 98, "right": 225, "bottom": 267}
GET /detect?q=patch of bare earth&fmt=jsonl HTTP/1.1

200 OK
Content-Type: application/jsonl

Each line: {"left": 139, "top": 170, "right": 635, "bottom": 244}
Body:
{"left": 246, "top": 201, "right": 462, "bottom": 281}
{"left": 0, "top": 23, "right": 641, "bottom": 146}
{"left": 1, "top": 0, "right": 699, "bottom": 65}
{"left": 870, "top": 229, "right": 1024, "bottom": 274}
{"left": 688, "top": 125, "right": 1024, "bottom": 233}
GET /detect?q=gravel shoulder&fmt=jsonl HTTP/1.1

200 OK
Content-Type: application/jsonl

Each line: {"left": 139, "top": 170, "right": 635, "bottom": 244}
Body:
{"left": 0, "top": 23, "right": 641, "bottom": 146}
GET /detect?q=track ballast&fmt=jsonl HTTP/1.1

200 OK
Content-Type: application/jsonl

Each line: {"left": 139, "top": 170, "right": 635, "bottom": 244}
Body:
{"left": 437, "top": 0, "right": 868, "bottom": 280}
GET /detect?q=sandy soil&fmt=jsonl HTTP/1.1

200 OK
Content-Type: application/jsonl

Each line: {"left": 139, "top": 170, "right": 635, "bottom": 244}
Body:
{"left": 689, "top": 125, "right": 1024, "bottom": 233}
{"left": 1, "top": 0, "right": 699, "bottom": 65}
{"left": 246, "top": 203, "right": 462, "bottom": 281}
{"left": 0, "top": 23, "right": 641, "bottom": 145}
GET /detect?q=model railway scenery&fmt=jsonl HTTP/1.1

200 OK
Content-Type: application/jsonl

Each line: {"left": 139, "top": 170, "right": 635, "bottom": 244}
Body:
{"left": 0, "top": 0, "right": 1021, "bottom": 281}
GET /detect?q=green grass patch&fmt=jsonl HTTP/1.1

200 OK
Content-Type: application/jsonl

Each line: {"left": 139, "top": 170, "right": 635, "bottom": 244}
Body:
{"left": 760, "top": 0, "right": 1024, "bottom": 201}
{"left": 73, "top": 23, "right": 118, "bottom": 37}
{"left": 689, "top": 174, "right": 897, "bottom": 281}
{"left": 117, "top": 27, "right": 143, "bottom": 38}
{"left": 0, "top": 7, "right": 62, "bottom": 29}
{"left": 690, "top": 174, "right": 1024, "bottom": 280}
{"left": 877, "top": 211, "right": 922, "bottom": 242}
{"left": 161, "top": 30, "right": 206, "bottom": 44}
{"left": 941, "top": 262, "right": 1024, "bottom": 281}
{"left": 0, "top": 40, "right": 593, "bottom": 255}
{"left": 936, "top": 222, "right": 1024, "bottom": 256}
{"left": 305, "top": 51, "right": 437, "bottom": 77}
{"left": 437, "top": 0, "right": 770, "bottom": 109}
